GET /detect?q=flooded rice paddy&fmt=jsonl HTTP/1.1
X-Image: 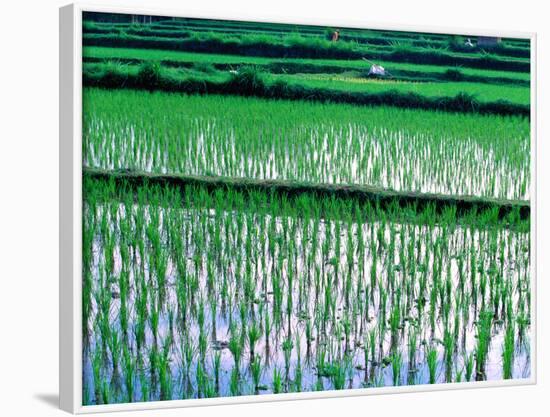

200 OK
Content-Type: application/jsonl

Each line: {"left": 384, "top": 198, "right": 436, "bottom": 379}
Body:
{"left": 82, "top": 181, "right": 531, "bottom": 404}
{"left": 80, "top": 13, "right": 532, "bottom": 407}
{"left": 83, "top": 89, "right": 530, "bottom": 201}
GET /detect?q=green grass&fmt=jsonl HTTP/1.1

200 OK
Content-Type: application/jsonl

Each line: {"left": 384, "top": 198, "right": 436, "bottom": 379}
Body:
{"left": 270, "top": 73, "right": 529, "bottom": 106}
{"left": 83, "top": 46, "right": 532, "bottom": 83}
{"left": 84, "top": 23, "right": 531, "bottom": 60}
{"left": 82, "top": 61, "right": 530, "bottom": 117}
{"left": 89, "top": 18, "right": 529, "bottom": 52}
{"left": 82, "top": 27, "right": 530, "bottom": 72}
{"left": 83, "top": 19, "right": 529, "bottom": 58}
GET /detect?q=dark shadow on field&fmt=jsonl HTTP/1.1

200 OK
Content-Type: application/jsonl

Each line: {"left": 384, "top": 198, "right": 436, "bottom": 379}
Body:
{"left": 34, "top": 393, "right": 59, "bottom": 409}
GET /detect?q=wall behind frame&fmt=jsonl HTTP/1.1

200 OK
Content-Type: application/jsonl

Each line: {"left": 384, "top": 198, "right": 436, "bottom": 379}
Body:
{"left": 0, "top": 1, "right": 547, "bottom": 417}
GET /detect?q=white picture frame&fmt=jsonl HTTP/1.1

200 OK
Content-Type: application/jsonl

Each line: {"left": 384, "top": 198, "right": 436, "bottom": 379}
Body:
{"left": 60, "top": 2, "right": 537, "bottom": 413}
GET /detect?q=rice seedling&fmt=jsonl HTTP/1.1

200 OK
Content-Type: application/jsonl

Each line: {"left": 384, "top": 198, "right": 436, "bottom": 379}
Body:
{"left": 502, "top": 322, "right": 515, "bottom": 379}
{"left": 407, "top": 327, "right": 418, "bottom": 370}
{"left": 92, "top": 344, "right": 103, "bottom": 404}
{"left": 391, "top": 351, "right": 403, "bottom": 386}
{"left": 272, "top": 368, "right": 283, "bottom": 394}
{"left": 475, "top": 310, "right": 494, "bottom": 380}
{"left": 212, "top": 351, "right": 222, "bottom": 393}
{"left": 196, "top": 361, "right": 207, "bottom": 398}
{"left": 159, "top": 337, "right": 172, "bottom": 400}
{"left": 427, "top": 345, "right": 438, "bottom": 384}
{"left": 122, "top": 345, "right": 134, "bottom": 403}
{"left": 443, "top": 328, "right": 455, "bottom": 382}
{"left": 228, "top": 325, "right": 244, "bottom": 371}
{"left": 135, "top": 364, "right": 148, "bottom": 400}
{"left": 282, "top": 338, "right": 294, "bottom": 378}
{"left": 250, "top": 357, "right": 263, "bottom": 393}
{"left": 100, "top": 379, "right": 110, "bottom": 405}
{"left": 247, "top": 321, "right": 261, "bottom": 361}
{"left": 108, "top": 330, "right": 121, "bottom": 374}
{"left": 329, "top": 360, "right": 348, "bottom": 390}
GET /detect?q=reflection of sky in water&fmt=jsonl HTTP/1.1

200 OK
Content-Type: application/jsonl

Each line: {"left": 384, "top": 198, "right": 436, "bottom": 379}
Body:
{"left": 83, "top": 202, "right": 531, "bottom": 404}
{"left": 84, "top": 120, "right": 530, "bottom": 201}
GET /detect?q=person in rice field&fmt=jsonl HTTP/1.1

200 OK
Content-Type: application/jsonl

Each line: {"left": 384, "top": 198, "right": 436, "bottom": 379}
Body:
{"left": 331, "top": 30, "right": 340, "bottom": 42}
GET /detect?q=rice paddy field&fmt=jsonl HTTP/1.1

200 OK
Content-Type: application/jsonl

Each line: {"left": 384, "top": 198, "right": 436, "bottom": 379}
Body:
{"left": 81, "top": 12, "right": 532, "bottom": 407}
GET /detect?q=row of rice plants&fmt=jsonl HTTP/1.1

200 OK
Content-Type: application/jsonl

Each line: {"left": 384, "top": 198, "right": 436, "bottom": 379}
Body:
{"left": 81, "top": 29, "right": 530, "bottom": 72}
{"left": 83, "top": 47, "right": 532, "bottom": 83}
{"left": 82, "top": 178, "right": 531, "bottom": 404}
{"left": 83, "top": 19, "right": 529, "bottom": 57}
{"left": 268, "top": 73, "right": 530, "bottom": 106}
{"left": 82, "top": 63, "right": 530, "bottom": 117}
{"left": 82, "top": 60, "right": 530, "bottom": 106}
{"left": 83, "top": 89, "right": 530, "bottom": 201}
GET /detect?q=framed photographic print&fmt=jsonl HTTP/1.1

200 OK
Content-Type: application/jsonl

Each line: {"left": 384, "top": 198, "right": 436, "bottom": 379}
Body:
{"left": 59, "top": 2, "right": 536, "bottom": 413}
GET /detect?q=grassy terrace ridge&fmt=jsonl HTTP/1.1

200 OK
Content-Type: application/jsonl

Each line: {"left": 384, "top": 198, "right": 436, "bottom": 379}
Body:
{"left": 82, "top": 33, "right": 530, "bottom": 73}
{"left": 83, "top": 46, "right": 531, "bottom": 82}
{"left": 155, "top": 19, "right": 530, "bottom": 47}
{"left": 84, "top": 18, "right": 530, "bottom": 49}
{"left": 83, "top": 63, "right": 530, "bottom": 117}
{"left": 83, "top": 55, "right": 530, "bottom": 87}
{"left": 86, "top": 19, "right": 455, "bottom": 42}
{"left": 83, "top": 167, "right": 530, "bottom": 221}
{"left": 84, "top": 26, "right": 530, "bottom": 58}
{"left": 83, "top": 61, "right": 529, "bottom": 106}
{"left": 269, "top": 73, "right": 529, "bottom": 106}
{"left": 83, "top": 21, "right": 530, "bottom": 59}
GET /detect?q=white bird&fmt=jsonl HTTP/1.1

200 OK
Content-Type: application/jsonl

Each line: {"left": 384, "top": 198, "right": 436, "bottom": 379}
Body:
{"left": 368, "top": 64, "right": 386, "bottom": 76}
{"left": 362, "top": 57, "right": 386, "bottom": 77}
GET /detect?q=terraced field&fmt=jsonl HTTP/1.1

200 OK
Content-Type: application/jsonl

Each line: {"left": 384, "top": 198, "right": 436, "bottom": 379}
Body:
{"left": 83, "top": 47, "right": 531, "bottom": 83}
{"left": 84, "top": 89, "right": 529, "bottom": 200}
{"left": 81, "top": 12, "right": 532, "bottom": 407}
